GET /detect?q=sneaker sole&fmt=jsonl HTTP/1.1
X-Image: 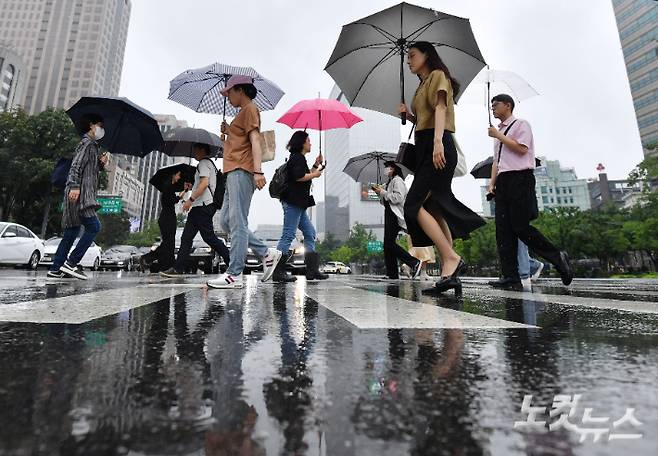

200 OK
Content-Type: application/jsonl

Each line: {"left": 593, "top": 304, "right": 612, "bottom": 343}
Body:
{"left": 207, "top": 282, "right": 244, "bottom": 289}
{"left": 60, "top": 266, "right": 88, "bottom": 280}
{"left": 261, "top": 251, "right": 283, "bottom": 282}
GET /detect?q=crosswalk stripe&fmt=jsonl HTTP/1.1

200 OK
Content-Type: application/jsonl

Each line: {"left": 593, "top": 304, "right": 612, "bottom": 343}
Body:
{"left": 0, "top": 286, "right": 183, "bottom": 324}
{"left": 305, "top": 284, "right": 537, "bottom": 329}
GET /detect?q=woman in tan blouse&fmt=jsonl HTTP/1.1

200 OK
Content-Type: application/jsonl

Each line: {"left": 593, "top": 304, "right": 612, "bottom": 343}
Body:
{"left": 399, "top": 41, "right": 485, "bottom": 294}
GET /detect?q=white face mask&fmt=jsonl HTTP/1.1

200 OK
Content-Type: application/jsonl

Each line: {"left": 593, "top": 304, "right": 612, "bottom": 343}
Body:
{"left": 94, "top": 125, "right": 105, "bottom": 140}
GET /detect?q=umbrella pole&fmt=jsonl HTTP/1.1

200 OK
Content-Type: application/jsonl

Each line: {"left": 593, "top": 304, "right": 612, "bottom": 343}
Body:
{"left": 400, "top": 46, "right": 406, "bottom": 125}
{"left": 486, "top": 66, "right": 493, "bottom": 127}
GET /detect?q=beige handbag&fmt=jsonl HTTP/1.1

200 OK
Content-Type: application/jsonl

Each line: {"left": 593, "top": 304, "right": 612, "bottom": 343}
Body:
{"left": 452, "top": 133, "right": 468, "bottom": 177}
{"left": 259, "top": 130, "right": 276, "bottom": 163}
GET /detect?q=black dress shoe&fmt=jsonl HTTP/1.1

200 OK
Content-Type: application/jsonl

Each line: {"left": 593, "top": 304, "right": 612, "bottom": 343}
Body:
{"left": 556, "top": 251, "right": 574, "bottom": 286}
{"left": 488, "top": 278, "right": 523, "bottom": 291}
{"left": 432, "top": 276, "right": 463, "bottom": 295}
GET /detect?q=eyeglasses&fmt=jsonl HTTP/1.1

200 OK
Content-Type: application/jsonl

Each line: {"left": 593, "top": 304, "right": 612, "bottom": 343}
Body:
{"left": 491, "top": 101, "right": 502, "bottom": 109}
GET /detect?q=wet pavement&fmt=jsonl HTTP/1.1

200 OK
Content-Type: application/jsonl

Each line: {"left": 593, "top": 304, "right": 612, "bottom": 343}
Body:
{"left": 0, "top": 270, "right": 657, "bottom": 456}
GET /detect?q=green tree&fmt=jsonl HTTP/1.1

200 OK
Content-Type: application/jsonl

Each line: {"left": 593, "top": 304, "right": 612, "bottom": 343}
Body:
{"left": 316, "top": 232, "right": 342, "bottom": 262}
{"left": 95, "top": 212, "right": 131, "bottom": 248}
{"left": 125, "top": 219, "right": 161, "bottom": 247}
{"left": 0, "top": 108, "right": 79, "bottom": 237}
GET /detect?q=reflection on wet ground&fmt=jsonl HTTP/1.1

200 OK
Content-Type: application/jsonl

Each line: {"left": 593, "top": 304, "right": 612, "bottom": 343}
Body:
{"left": 0, "top": 271, "right": 657, "bottom": 455}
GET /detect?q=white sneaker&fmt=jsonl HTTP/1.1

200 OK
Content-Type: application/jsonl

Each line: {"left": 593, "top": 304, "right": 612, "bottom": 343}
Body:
{"left": 531, "top": 262, "right": 545, "bottom": 281}
{"left": 207, "top": 273, "right": 243, "bottom": 289}
{"left": 521, "top": 277, "right": 532, "bottom": 291}
{"left": 261, "top": 248, "right": 282, "bottom": 282}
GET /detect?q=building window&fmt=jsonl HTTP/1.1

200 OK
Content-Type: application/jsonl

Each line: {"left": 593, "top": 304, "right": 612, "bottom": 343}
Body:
{"left": 1, "top": 64, "right": 15, "bottom": 110}
{"left": 541, "top": 186, "right": 547, "bottom": 194}
{"left": 542, "top": 196, "right": 549, "bottom": 204}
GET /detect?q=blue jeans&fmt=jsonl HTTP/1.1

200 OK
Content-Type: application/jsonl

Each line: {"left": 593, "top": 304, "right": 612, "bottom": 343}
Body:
{"left": 220, "top": 169, "right": 268, "bottom": 276}
{"left": 277, "top": 201, "right": 316, "bottom": 253}
{"left": 517, "top": 240, "right": 543, "bottom": 279}
{"left": 50, "top": 215, "right": 101, "bottom": 271}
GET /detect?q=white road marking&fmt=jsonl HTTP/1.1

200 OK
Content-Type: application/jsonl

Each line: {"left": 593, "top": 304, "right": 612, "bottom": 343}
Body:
{"left": 305, "top": 284, "right": 537, "bottom": 329}
{"left": 0, "top": 286, "right": 183, "bottom": 324}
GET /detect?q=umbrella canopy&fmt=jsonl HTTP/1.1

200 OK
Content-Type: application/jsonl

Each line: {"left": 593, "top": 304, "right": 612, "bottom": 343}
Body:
{"left": 470, "top": 156, "right": 542, "bottom": 179}
{"left": 343, "top": 151, "right": 412, "bottom": 185}
{"left": 168, "top": 62, "right": 285, "bottom": 118}
{"left": 277, "top": 98, "right": 363, "bottom": 131}
{"left": 66, "top": 97, "right": 164, "bottom": 157}
{"left": 461, "top": 67, "right": 539, "bottom": 125}
{"left": 149, "top": 163, "right": 196, "bottom": 193}
{"left": 277, "top": 98, "right": 363, "bottom": 155}
{"left": 162, "top": 127, "right": 223, "bottom": 158}
{"left": 325, "top": 2, "right": 486, "bottom": 123}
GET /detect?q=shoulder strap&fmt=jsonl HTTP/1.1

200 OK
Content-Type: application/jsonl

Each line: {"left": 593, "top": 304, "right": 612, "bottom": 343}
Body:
{"left": 197, "top": 158, "right": 219, "bottom": 196}
{"left": 496, "top": 120, "right": 518, "bottom": 165}
{"left": 406, "top": 123, "right": 416, "bottom": 141}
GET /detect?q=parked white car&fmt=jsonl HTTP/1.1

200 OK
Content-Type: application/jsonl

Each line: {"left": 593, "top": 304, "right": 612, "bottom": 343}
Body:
{"left": 40, "top": 237, "right": 103, "bottom": 270}
{"left": 0, "top": 222, "right": 45, "bottom": 269}
{"left": 321, "top": 261, "right": 352, "bottom": 274}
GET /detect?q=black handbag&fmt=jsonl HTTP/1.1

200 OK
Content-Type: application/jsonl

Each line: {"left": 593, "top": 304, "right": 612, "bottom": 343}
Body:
{"left": 396, "top": 124, "right": 417, "bottom": 171}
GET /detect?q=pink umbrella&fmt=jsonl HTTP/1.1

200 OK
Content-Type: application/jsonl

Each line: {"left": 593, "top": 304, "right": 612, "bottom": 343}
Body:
{"left": 276, "top": 98, "right": 363, "bottom": 156}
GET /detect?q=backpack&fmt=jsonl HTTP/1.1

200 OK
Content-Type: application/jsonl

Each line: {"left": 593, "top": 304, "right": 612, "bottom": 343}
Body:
{"left": 199, "top": 158, "right": 226, "bottom": 210}
{"left": 51, "top": 158, "right": 73, "bottom": 190}
{"left": 269, "top": 161, "right": 289, "bottom": 199}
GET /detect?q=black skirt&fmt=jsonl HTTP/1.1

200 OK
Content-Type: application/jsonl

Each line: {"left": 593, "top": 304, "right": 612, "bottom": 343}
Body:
{"left": 403, "top": 129, "right": 485, "bottom": 247}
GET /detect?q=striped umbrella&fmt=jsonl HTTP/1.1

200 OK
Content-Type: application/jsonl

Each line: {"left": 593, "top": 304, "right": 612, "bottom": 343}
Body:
{"left": 168, "top": 63, "right": 285, "bottom": 119}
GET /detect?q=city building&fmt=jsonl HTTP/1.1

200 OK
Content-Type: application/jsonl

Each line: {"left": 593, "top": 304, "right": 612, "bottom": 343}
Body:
{"left": 588, "top": 166, "right": 647, "bottom": 210}
{"left": 0, "top": 0, "right": 131, "bottom": 113}
{"left": 323, "top": 85, "right": 401, "bottom": 241}
{"left": 119, "top": 114, "right": 189, "bottom": 229}
{"left": 0, "top": 45, "right": 26, "bottom": 111}
{"left": 612, "top": 0, "right": 658, "bottom": 155}
{"left": 481, "top": 157, "right": 591, "bottom": 217}
{"left": 99, "top": 154, "right": 144, "bottom": 218}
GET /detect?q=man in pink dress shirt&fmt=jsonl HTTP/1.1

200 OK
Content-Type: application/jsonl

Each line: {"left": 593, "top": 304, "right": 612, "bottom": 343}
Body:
{"left": 487, "top": 94, "right": 573, "bottom": 290}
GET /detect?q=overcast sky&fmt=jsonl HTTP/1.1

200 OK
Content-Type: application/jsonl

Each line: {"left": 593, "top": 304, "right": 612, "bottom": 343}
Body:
{"left": 119, "top": 0, "right": 644, "bottom": 229}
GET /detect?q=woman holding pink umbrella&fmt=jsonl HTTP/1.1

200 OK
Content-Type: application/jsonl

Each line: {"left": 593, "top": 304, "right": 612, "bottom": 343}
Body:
{"left": 268, "top": 131, "right": 327, "bottom": 282}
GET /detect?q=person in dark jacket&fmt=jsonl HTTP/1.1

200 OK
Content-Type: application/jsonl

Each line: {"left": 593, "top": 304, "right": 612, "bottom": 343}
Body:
{"left": 268, "top": 131, "right": 328, "bottom": 282}
{"left": 47, "top": 113, "right": 108, "bottom": 280}
{"left": 140, "top": 171, "right": 192, "bottom": 272}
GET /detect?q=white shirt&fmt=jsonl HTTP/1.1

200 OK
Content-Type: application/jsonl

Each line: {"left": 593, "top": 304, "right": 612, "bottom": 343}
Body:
{"left": 192, "top": 159, "right": 216, "bottom": 207}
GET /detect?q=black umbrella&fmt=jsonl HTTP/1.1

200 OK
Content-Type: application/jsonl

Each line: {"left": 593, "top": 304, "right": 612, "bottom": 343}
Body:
{"left": 470, "top": 156, "right": 543, "bottom": 179}
{"left": 162, "top": 127, "right": 223, "bottom": 158}
{"left": 325, "top": 2, "right": 486, "bottom": 124}
{"left": 66, "top": 97, "right": 164, "bottom": 157}
{"left": 343, "top": 151, "right": 412, "bottom": 185}
{"left": 149, "top": 163, "right": 196, "bottom": 193}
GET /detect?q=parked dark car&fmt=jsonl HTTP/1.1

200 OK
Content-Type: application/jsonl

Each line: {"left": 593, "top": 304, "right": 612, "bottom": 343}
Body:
{"left": 101, "top": 245, "right": 141, "bottom": 271}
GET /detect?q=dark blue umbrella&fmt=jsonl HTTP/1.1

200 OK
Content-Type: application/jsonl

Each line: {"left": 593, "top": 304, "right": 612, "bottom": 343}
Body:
{"left": 66, "top": 96, "right": 164, "bottom": 157}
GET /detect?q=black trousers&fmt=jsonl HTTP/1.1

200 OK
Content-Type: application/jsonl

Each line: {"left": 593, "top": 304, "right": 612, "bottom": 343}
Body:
{"left": 175, "top": 205, "right": 230, "bottom": 272}
{"left": 142, "top": 208, "right": 177, "bottom": 271}
{"left": 384, "top": 204, "right": 418, "bottom": 279}
{"left": 495, "top": 170, "right": 562, "bottom": 280}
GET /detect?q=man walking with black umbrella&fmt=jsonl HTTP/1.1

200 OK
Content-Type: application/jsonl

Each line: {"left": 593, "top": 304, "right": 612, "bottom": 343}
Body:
{"left": 487, "top": 94, "right": 573, "bottom": 290}
{"left": 160, "top": 143, "right": 230, "bottom": 277}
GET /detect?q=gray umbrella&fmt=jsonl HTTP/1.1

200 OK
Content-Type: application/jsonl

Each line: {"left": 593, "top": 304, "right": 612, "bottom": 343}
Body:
{"left": 343, "top": 152, "right": 412, "bottom": 185}
{"left": 162, "top": 127, "right": 223, "bottom": 158}
{"left": 325, "top": 2, "right": 486, "bottom": 124}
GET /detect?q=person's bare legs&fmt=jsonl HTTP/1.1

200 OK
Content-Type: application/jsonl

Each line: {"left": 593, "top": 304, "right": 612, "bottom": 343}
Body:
{"left": 417, "top": 207, "right": 461, "bottom": 277}
{"left": 438, "top": 217, "right": 453, "bottom": 245}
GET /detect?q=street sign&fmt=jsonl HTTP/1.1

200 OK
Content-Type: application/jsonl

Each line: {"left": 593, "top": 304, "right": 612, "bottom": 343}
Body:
{"left": 367, "top": 240, "right": 384, "bottom": 253}
{"left": 97, "top": 196, "right": 123, "bottom": 214}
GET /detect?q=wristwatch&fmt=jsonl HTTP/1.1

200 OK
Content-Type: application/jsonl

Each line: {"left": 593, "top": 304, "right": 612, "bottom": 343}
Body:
{"left": 189, "top": 197, "right": 195, "bottom": 202}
